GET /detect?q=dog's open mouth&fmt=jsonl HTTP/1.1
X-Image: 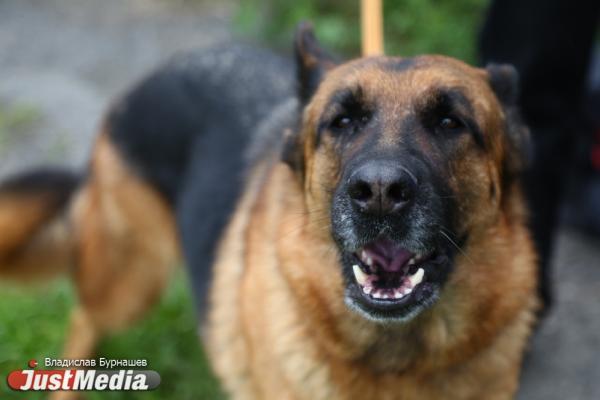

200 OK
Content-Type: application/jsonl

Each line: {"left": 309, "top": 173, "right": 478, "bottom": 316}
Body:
{"left": 352, "top": 238, "right": 432, "bottom": 300}
{"left": 345, "top": 237, "right": 451, "bottom": 321}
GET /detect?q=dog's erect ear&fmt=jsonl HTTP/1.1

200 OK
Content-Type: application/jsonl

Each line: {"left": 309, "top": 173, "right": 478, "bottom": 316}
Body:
{"left": 294, "top": 21, "right": 336, "bottom": 104}
{"left": 487, "top": 64, "right": 519, "bottom": 106}
{"left": 486, "top": 63, "right": 531, "bottom": 181}
{"left": 283, "top": 23, "right": 335, "bottom": 176}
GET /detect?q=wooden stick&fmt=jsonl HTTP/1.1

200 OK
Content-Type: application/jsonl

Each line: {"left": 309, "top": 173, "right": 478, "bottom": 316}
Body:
{"left": 361, "top": 0, "right": 384, "bottom": 56}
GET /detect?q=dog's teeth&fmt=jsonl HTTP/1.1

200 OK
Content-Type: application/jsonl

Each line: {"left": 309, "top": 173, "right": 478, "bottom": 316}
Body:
{"left": 382, "top": 293, "right": 390, "bottom": 299}
{"left": 408, "top": 258, "right": 415, "bottom": 266}
{"left": 353, "top": 264, "right": 368, "bottom": 286}
{"left": 409, "top": 268, "right": 425, "bottom": 287}
{"left": 404, "top": 287, "right": 413, "bottom": 296}
{"left": 394, "top": 290, "right": 402, "bottom": 299}
{"left": 363, "top": 286, "right": 372, "bottom": 295}
{"left": 372, "top": 291, "right": 382, "bottom": 299}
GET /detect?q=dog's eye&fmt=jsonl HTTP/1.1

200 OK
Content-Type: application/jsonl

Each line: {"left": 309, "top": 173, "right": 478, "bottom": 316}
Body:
{"left": 332, "top": 115, "right": 353, "bottom": 129}
{"left": 438, "top": 116, "right": 463, "bottom": 131}
{"left": 330, "top": 113, "right": 370, "bottom": 132}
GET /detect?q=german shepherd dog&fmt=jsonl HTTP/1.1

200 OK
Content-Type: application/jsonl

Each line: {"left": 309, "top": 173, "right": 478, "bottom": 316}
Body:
{"left": 0, "top": 23, "right": 538, "bottom": 399}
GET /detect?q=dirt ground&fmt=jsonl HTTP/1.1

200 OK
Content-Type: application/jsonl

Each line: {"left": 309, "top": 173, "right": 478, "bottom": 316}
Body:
{"left": 1, "top": 1, "right": 598, "bottom": 398}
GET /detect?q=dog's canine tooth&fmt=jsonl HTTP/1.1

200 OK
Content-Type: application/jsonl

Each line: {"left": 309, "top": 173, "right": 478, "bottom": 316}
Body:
{"left": 353, "top": 264, "right": 368, "bottom": 286}
{"left": 408, "top": 258, "right": 415, "bottom": 266}
{"left": 409, "top": 268, "right": 425, "bottom": 287}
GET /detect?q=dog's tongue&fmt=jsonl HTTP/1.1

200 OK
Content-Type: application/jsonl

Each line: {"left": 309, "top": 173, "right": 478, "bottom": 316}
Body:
{"left": 363, "top": 238, "right": 413, "bottom": 272}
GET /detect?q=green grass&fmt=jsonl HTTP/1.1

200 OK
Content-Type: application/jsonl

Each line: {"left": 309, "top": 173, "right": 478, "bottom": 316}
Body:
{"left": 0, "top": 273, "right": 223, "bottom": 399}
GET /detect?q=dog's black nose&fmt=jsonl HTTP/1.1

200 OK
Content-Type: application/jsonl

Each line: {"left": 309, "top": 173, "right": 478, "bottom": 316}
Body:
{"left": 347, "top": 161, "right": 417, "bottom": 215}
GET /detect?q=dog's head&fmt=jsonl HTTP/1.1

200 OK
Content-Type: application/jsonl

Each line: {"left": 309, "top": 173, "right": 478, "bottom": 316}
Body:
{"left": 283, "top": 23, "right": 528, "bottom": 323}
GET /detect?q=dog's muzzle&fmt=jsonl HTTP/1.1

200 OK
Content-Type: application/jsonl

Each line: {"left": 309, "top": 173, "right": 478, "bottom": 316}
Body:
{"left": 332, "top": 159, "right": 454, "bottom": 322}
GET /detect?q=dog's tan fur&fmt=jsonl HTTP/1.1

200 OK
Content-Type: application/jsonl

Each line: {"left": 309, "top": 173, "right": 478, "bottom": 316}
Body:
{"left": 0, "top": 181, "right": 74, "bottom": 281}
{"left": 207, "top": 54, "right": 538, "bottom": 399}
{"left": 65, "top": 134, "right": 179, "bottom": 358}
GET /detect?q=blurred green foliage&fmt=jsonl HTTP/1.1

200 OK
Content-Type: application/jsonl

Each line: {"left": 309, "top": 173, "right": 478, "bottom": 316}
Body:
{"left": 0, "top": 103, "right": 39, "bottom": 155}
{"left": 235, "top": 0, "right": 489, "bottom": 63}
{"left": 0, "top": 273, "right": 223, "bottom": 400}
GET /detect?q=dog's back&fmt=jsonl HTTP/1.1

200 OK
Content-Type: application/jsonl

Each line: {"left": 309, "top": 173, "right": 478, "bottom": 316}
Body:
{"left": 107, "top": 45, "right": 293, "bottom": 200}
{"left": 106, "top": 45, "right": 295, "bottom": 311}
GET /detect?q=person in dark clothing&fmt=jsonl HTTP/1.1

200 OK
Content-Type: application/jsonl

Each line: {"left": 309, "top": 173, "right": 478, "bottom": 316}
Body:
{"left": 479, "top": 0, "right": 600, "bottom": 312}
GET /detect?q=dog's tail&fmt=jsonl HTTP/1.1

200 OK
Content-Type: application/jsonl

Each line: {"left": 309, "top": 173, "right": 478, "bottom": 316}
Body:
{"left": 0, "top": 168, "right": 80, "bottom": 281}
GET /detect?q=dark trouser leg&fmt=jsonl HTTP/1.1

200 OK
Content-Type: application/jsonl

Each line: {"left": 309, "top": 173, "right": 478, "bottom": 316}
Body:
{"left": 479, "top": 0, "right": 600, "bottom": 311}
